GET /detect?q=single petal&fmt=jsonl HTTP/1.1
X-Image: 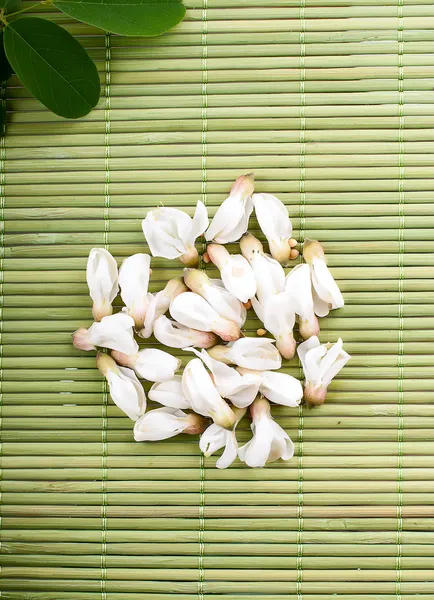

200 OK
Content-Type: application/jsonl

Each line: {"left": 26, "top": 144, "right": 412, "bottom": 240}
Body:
{"left": 252, "top": 193, "right": 293, "bottom": 264}
{"left": 134, "top": 407, "right": 188, "bottom": 441}
{"left": 202, "top": 281, "right": 246, "bottom": 327}
{"left": 205, "top": 179, "right": 254, "bottom": 243}
{"left": 139, "top": 292, "right": 159, "bottom": 339}
{"left": 134, "top": 348, "right": 181, "bottom": 383}
{"left": 148, "top": 375, "right": 190, "bottom": 409}
{"left": 185, "top": 200, "right": 209, "bottom": 245}
{"left": 220, "top": 254, "right": 257, "bottom": 302}
{"left": 320, "top": 339, "right": 351, "bottom": 387}
{"left": 118, "top": 253, "right": 151, "bottom": 328}
{"left": 311, "top": 257, "right": 344, "bottom": 315}
{"left": 153, "top": 315, "right": 217, "bottom": 349}
{"left": 297, "top": 336, "right": 321, "bottom": 380}
{"left": 86, "top": 248, "right": 119, "bottom": 320}
{"left": 250, "top": 253, "right": 286, "bottom": 304}
{"left": 170, "top": 292, "right": 240, "bottom": 341}
{"left": 182, "top": 358, "right": 236, "bottom": 429}
{"left": 142, "top": 207, "right": 191, "bottom": 259}
{"left": 87, "top": 313, "right": 138, "bottom": 354}
{"left": 238, "top": 418, "right": 273, "bottom": 468}
{"left": 199, "top": 422, "right": 227, "bottom": 456}
{"left": 107, "top": 366, "right": 146, "bottom": 421}
{"left": 259, "top": 371, "right": 303, "bottom": 407}
{"left": 216, "top": 431, "right": 238, "bottom": 469}
{"left": 224, "top": 337, "right": 281, "bottom": 371}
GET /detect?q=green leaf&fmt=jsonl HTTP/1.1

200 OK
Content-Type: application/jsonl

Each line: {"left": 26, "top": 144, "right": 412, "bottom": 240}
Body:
{"left": 3, "top": 17, "right": 100, "bottom": 118}
{"left": 0, "top": 0, "right": 21, "bottom": 14}
{"left": 0, "top": 31, "right": 13, "bottom": 82}
{"left": 53, "top": 0, "right": 186, "bottom": 36}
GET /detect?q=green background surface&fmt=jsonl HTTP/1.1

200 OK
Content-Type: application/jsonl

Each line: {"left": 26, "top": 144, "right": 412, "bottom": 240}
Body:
{"left": 0, "top": 0, "right": 434, "bottom": 598}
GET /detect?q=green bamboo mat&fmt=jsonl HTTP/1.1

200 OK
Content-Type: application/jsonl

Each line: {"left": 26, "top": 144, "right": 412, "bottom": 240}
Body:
{"left": 1, "top": 0, "right": 434, "bottom": 598}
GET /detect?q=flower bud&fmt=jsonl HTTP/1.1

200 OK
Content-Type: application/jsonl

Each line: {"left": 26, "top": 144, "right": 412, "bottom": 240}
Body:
{"left": 302, "top": 238, "right": 325, "bottom": 264}
{"left": 230, "top": 172, "right": 255, "bottom": 198}
{"left": 304, "top": 383, "right": 327, "bottom": 407}
{"left": 239, "top": 232, "right": 264, "bottom": 261}
{"left": 72, "top": 327, "right": 95, "bottom": 352}
{"left": 180, "top": 245, "right": 200, "bottom": 268}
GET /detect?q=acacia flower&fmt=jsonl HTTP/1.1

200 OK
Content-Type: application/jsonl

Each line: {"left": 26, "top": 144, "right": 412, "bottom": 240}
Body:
{"left": 185, "top": 347, "right": 260, "bottom": 409}
{"left": 238, "top": 396, "right": 294, "bottom": 467}
{"left": 118, "top": 253, "right": 152, "bottom": 329}
{"left": 205, "top": 173, "right": 255, "bottom": 243}
{"left": 252, "top": 192, "right": 295, "bottom": 265}
{"left": 297, "top": 336, "right": 350, "bottom": 407}
{"left": 170, "top": 292, "right": 241, "bottom": 342}
{"left": 240, "top": 233, "right": 285, "bottom": 304}
{"left": 237, "top": 367, "right": 302, "bottom": 408}
{"left": 200, "top": 407, "right": 246, "bottom": 469}
{"left": 184, "top": 269, "right": 246, "bottom": 327}
{"left": 86, "top": 248, "right": 119, "bottom": 321}
{"left": 208, "top": 337, "right": 281, "bottom": 371}
{"left": 96, "top": 353, "right": 146, "bottom": 421}
{"left": 153, "top": 315, "right": 217, "bottom": 349}
{"left": 139, "top": 278, "right": 187, "bottom": 339}
{"left": 148, "top": 375, "right": 190, "bottom": 410}
{"left": 182, "top": 358, "right": 237, "bottom": 429}
{"left": 206, "top": 243, "right": 256, "bottom": 303}
{"left": 111, "top": 348, "right": 181, "bottom": 383}
{"left": 252, "top": 292, "right": 296, "bottom": 359}
{"left": 303, "top": 238, "right": 344, "bottom": 317}
{"left": 285, "top": 263, "right": 320, "bottom": 339}
{"left": 73, "top": 312, "right": 138, "bottom": 354}
{"left": 142, "top": 201, "right": 208, "bottom": 267}
{"left": 134, "top": 407, "right": 208, "bottom": 441}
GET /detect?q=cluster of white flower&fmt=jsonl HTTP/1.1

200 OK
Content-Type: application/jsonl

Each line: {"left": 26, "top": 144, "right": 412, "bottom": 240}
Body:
{"left": 73, "top": 174, "right": 350, "bottom": 469}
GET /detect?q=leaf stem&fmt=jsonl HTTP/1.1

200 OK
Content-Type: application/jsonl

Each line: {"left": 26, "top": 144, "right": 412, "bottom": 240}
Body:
{"left": 6, "top": 1, "right": 44, "bottom": 19}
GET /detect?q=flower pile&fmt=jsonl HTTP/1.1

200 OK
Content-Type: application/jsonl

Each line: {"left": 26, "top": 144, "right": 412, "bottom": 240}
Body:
{"left": 73, "top": 174, "right": 350, "bottom": 469}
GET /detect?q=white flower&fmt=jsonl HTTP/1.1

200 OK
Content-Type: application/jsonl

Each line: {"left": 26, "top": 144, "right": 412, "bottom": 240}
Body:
{"left": 252, "top": 192, "right": 293, "bottom": 265}
{"left": 303, "top": 239, "right": 344, "bottom": 317}
{"left": 238, "top": 396, "right": 294, "bottom": 467}
{"left": 142, "top": 201, "right": 208, "bottom": 267}
{"left": 118, "top": 253, "right": 152, "bottom": 329}
{"left": 86, "top": 248, "right": 118, "bottom": 321}
{"left": 153, "top": 315, "right": 217, "bottom": 349}
{"left": 205, "top": 173, "right": 254, "bottom": 243}
{"left": 134, "top": 407, "right": 207, "bottom": 442}
{"left": 72, "top": 312, "right": 138, "bottom": 354}
{"left": 148, "top": 375, "right": 190, "bottom": 409}
{"left": 285, "top": 264, "right": 319, "bottom": 339}
{"left": 96, "top": 353, "right": 146, "bottom": 421}
{"left": 185, "top": 347, "right": 260, "bottom": 409}
{"left": 237, "top": 367, "right": 302, "bottom": 408}
{"left": 240, "top": 233, "right": 285, "bottom": 304}
{"left": 170, "top": 292, "right": 241, "bottom": 342}
{"left": 139, "top": 278, "right": 187, "bottom": 339}
{"left": 182, "top": 358, "right": 236, "bottom": 429}
{"left": 252, "top": 292, "right": 296, "bottom": 360}
{"left": 206, "top": 243, "right": 256, "bottom": 303}
{"left": 200, "top": 407, "right": 246, "bottom": 469}
{"left": 111, "top": 348, "right": 181, "bottom": 383}
{"left": 297, "top": 336, "right": 351, "bottom": 407}
{"left": 184, "top": 269, "right": 246, "bottom": 327}
{"left": 208, "top": 337, "right": 281, "bottom": 371}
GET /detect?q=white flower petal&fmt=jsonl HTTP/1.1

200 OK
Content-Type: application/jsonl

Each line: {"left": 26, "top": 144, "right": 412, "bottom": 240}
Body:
{"left": 148, "top": 376, "right": 190, "bottom": 409}
{"left": 220, "top": 254, "right": 257, "bottom": 302}
{"left": 87, "top": 313, "right": 138, "bottom": 354}
{"left": 153, "top": 315, "right": 216, "bottom": 349}
{"left": 252, "top": 193, "right": 293, "bottom": 264}
{"left": 86, "top": 248, "right": 118, "bottom": 319}
{"left": 201, "top": 281, "right": 246, "bottom": 327}
{"left": 185, "top": 200, "right": 209, "bottom": 245}
{"left": 182, "top": 358, "right": 235, "bottom": 429}
{"left": 134, "top": 348, "right": 181, "bottom": 383}
{"left": 134, "top": 407, "right": 188, "bottom": 441}
{"left": 224, "top": 337, "right": 281, "bottom": 371}
{"left": 259, "top": 371, "right": 303, "bottom": 407}
{"left": 205, "top": 177, "right": 254, "bottom": 243}
{"left": 107, "top": 366, "right": 146, "bottom": 421}
{"left": 142, "top": 207, "right": 192, "bottom": 259}
{"left": 216, "top": 431, "right": 238, "bottom": 469}
{"left": 311, "top": 257, "right": 344, "bottom": 316}
{"left": 297, "top": 336, "right": 350, "bottom": 388}
{"left": 170, "top": 292, "right": 218, "bottom": 332}
{"left": 199, "top": 422, "right": 226, "bottom": 456}
{"left": 118, "top": 253, "right": 151, "bottom": 327}
{"left": 249, "top": 253, "right": 285, "bottom": 305}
